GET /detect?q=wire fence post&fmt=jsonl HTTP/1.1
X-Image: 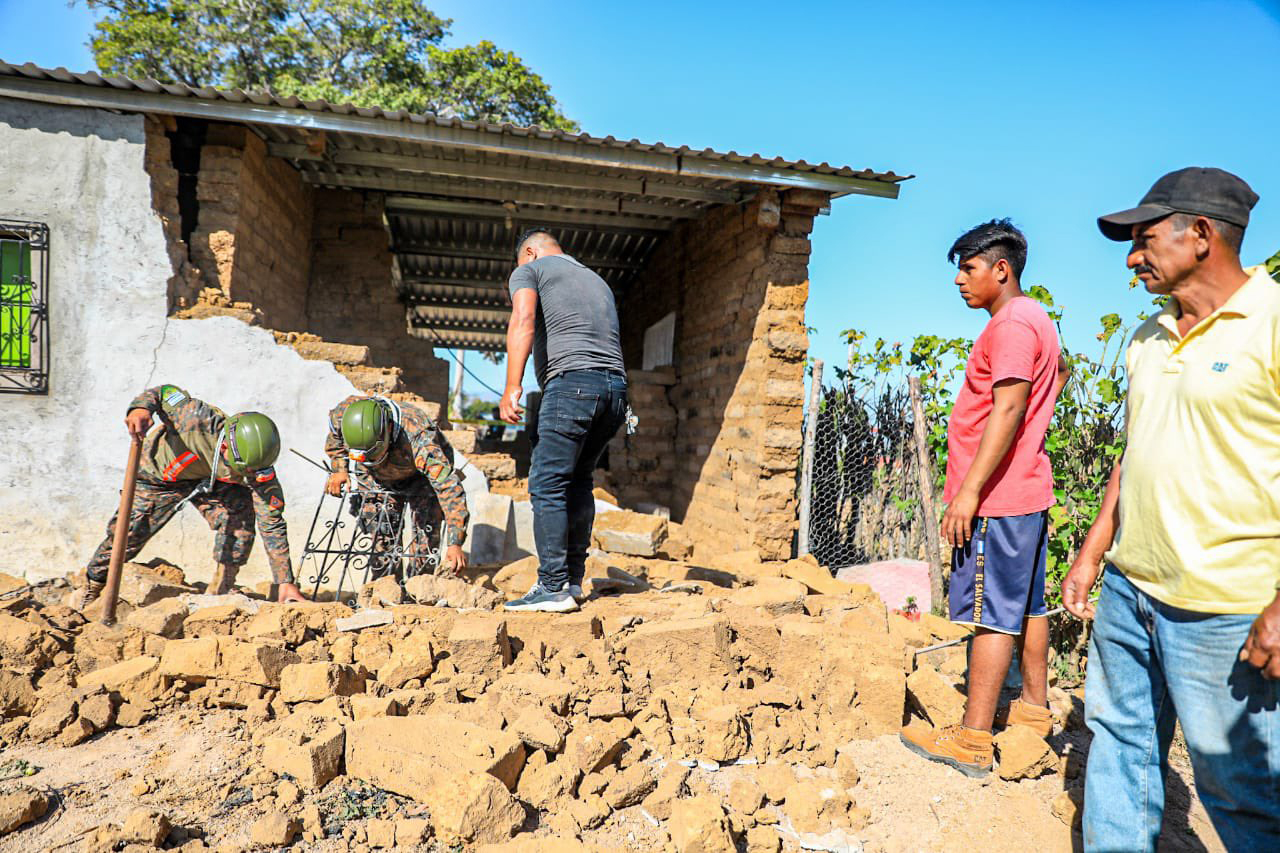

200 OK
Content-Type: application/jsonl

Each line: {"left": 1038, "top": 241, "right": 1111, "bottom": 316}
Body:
{"left": 908, "top": 375, "right": 946, "bottom": 611}
{"left": 798, "top": 359, "right": 823, "bottom": 556}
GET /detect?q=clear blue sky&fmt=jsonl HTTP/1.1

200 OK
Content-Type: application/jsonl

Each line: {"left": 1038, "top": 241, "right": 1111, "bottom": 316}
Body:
{"left": 5, "top": 1, "right": 1279, "bottom": 400}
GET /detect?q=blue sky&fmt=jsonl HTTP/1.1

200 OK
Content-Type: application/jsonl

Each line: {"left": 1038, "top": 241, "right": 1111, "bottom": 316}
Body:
{"left": 6, "top": 1, "right": 1279, "bottom": 400}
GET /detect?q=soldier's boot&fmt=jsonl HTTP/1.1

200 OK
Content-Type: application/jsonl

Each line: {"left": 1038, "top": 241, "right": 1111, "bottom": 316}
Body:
{"left": 208, "top": 563, "right": 241, "bottom": 596}
{"left": 75, "top": 577, "right": 106, "bottom": 611}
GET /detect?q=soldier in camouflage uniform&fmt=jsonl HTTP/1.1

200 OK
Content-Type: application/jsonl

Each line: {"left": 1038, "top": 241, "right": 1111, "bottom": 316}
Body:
{"left": 324, "top": 395, "right": 469, "bottom": 577}
{"left": 82, "top": 385, "right": 307, "bottom": 605}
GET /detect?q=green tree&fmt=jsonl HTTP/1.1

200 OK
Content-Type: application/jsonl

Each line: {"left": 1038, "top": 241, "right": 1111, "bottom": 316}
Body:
{"left": 78, "top": 0, "right": 577, "bottom": 130}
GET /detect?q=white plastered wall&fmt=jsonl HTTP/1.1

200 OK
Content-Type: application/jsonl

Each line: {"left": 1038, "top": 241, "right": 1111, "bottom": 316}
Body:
{"left": 0, "top": 98, "right": 365, "bottom": 589}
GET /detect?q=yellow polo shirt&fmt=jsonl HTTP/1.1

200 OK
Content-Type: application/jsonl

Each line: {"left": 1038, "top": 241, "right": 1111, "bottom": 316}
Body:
{"left": 1107, "top": 266, "right": 1280, "bottom": 614}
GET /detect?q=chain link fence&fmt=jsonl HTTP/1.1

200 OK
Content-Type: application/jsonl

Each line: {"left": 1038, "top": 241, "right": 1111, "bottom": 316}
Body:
{"left": 800, "top": 368, "right": 944, "bottom": 577}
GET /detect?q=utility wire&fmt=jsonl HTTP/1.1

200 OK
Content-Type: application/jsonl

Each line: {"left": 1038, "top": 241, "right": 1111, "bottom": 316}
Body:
{"left": 422, "top": 325, "right": 506, "bottom": 398}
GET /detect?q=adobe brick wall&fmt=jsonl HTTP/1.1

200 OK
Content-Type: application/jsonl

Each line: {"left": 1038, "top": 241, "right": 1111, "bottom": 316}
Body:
{"left": 142, "top": 115, "right": 201, "bottom": 312}
{"left": 308, "top": 188, "right": 449, "bottom": 402}
{"left": 184, "top": 124, "right": 313, "bottom": 332}
{"left": 612, "top": 190, "right": 825, "bottom": 560}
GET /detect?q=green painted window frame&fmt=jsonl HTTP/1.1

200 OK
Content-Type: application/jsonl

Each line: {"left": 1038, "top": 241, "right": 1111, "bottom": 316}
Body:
{"left": 0, "top": 221, "right": 49, "bottom": 394}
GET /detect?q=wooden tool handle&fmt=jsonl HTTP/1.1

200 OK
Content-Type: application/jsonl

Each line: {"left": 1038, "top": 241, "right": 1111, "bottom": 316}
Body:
{"left": 101, "top": 436, "right": 143, "bottom": 625}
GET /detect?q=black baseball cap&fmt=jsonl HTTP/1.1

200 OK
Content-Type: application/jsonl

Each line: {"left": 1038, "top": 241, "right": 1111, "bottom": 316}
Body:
{"left": 1097, "top": 167, "right": 1258, "bottom": 241}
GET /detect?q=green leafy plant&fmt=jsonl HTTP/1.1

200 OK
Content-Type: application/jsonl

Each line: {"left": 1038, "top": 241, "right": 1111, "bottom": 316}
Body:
{"left": 78, "top": 0, "right": 577, "bottom": 129}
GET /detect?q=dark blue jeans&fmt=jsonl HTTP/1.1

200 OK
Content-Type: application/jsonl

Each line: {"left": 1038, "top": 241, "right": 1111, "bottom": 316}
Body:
{"left": 529, "top": 369, "right": 627, "bottom": 591}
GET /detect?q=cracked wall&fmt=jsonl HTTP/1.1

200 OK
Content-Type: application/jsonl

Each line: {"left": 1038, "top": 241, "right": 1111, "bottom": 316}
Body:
{"left": 0, "top": 98, "right": 361, "bottom": 587}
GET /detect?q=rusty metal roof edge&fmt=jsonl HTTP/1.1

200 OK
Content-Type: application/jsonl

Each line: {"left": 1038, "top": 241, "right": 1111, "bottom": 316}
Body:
{"left": 0, "top": 60, "right": 914, "bottom": 194}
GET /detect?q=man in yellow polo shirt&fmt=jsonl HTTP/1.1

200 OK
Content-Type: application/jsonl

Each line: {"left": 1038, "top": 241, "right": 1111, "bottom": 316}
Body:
{"left": 1062, "top": 167, "right": 1279, "bottom": 850}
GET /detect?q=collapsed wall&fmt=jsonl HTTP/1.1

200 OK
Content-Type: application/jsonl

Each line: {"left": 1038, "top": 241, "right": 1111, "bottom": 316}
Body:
{"left": 0, "top": 99, "right": 363, "bottom": 586}
{"left": 613, "top": 191, "right": 821, "bottom": 561}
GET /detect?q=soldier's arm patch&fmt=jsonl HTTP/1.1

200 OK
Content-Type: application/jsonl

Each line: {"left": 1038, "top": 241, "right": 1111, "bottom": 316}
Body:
{"left": 426, "top": 462, "right": 449, "bottom": 482}
{"left": 161, "top": 385, "right": 187, "bottom": 406}
{"left": 269, "top": 495, "right": 284, "bottom": 509}
{"left": 255, "top": 467, "right": 277, "bottom": 483}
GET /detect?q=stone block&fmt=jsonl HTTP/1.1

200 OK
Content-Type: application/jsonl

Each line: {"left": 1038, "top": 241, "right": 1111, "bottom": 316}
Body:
{"left": 120, "top": 808, "right": 171, "bottom": 846}
{"left": 726, "top": 577, "right": 808, "bottom": 616}
{"left": 261, "top": 716, "right": 346, "bottom": 788}
{"left": 622, "top": 616, "right": 732, "bottom": 684}
{"left": 351, "top": 695, "right": 400, "bottom": 720}
{"left": 250, "top": 811, "right": 301, "bottom": 848}
{"left": 669, "top": 795, "right": 735, "bottom": 853}
{"left": 563, "top": 717, "right": 635, "bottom": 774}
{"left": 511, "top": 705, "right": 570, "bottom": 753}
{"left": 119, "top": 564, "right": 191, "bottom": 607}
{"left": 215, "top": 638, "right": 301, "bottom": 688}
{"left": 446, "top": 615, "right": 512, "bottom": 673}
{"left": 79, "top": 656, "right": 166, "bottom": 703}
{"left": 424, "top": 770, "right": 524, "bottom": 845}
{"left": 906, "top": 665, "right": 967, "bottom": 728}
{"left": 345, "top": 715, "right": 526, "bottom": 794}
{"left": 244, "top": 604, "right": 310, "bottom": 646}
{"left": 490, "top": 672, "right": 575, "bottom": 715}
{"left": 125, "top": 598, "right": 188, "bottom": 638}
{"left": 377, "top": 644, "right": 436, "bottom": 689}
{"left": 279, "top": 663, "right": 364, "bottom": 703}
{"left": 404, "top": 574, "right": 502, "bottom": 610}
{"left": 994, "top": 725, "right": 1057, "bottom": 780}
{"left": 159, "top": 637, "right": 220, "bottom": 682}
{"left": 0, "top": 671, "right": 35, "bottom": 718}
{"left": 591, "top": 510, "right": 668, "bottom": 556}
{"left": 0, "top": 787, "right": 48, "bottom": 836}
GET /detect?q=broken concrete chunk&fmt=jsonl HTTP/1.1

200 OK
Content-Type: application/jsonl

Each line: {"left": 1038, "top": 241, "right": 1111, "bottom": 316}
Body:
{"left": 602, "top": 762, "right": 656, "bottom": 810}
{"left": 79, "top": 656, "right": 166, "bottom": 704}
{"left": 405, "top": 574, "right": 502, "bottom": 610}
{"left": 726, "top": 577, "right": 808, "bottom": 616}
{"left": 621, "top": 616, "right": 732, "bottom": 685}
{"left": 377, "top": 645, "right": 435, "bottom": 689}
{"left": 563, "top": 717, "right": 635, "bottom": 774}
{"left": 0, "top": 671, "right": 36, "bottom": 718}
{"left": 591, "top": 510, "right": 668, "bottom": 556}
{"left": 244, "top": 604, "right": 310, "bottom": 646}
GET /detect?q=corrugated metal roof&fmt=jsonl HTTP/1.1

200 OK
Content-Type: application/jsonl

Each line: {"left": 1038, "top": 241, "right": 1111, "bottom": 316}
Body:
{"left": 0, "top": 60, "right": 912, "bottom": 351}
{"left": 0, "top": 61, "right": 910, "bottom": 190}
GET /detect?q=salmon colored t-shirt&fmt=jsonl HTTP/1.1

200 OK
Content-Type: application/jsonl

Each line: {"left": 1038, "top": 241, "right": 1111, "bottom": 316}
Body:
{"left": 943, "top": 296, "right": 1062, "bottom": 517}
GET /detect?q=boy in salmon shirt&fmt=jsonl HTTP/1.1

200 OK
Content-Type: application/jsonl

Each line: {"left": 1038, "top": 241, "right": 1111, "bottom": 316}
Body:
{"left": 901, "top": 219, "right": 1070, "bottom": 776}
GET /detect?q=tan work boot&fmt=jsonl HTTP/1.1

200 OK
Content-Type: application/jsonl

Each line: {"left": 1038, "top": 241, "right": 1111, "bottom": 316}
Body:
{"left": 75, "top": 578, "right": 105, "bottom": 611}
{"left": 899, "top": 723, "right": 993, "bottom": 778}
{"left": 208, "top": 563, "right": 240, "bottom": 596}
{"left": 994, "top": 698, "right": 1054, "bottom": 737}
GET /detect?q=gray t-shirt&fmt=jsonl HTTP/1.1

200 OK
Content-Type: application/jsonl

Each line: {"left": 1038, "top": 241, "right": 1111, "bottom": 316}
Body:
{"left": 507, "top": 254, "right": 625, "bottom": 387}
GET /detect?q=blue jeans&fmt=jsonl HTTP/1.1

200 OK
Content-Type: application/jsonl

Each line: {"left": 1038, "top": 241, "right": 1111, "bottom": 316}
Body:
{"left": 1084, "top": 568, "right": 1280, "bottom": 852}
{"left": 529, "top": 369, "right": 627, "bottom": 591}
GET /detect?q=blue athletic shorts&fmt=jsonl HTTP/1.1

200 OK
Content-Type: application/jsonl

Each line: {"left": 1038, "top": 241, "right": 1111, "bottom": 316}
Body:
{"left": 949, "top": 510, "right": 1049, "bottom": 634}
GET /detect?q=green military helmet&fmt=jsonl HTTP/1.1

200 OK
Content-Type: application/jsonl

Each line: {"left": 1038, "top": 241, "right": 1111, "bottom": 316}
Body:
{"left": 222, "top": 412, "right": 281, "bottom": 475}
{"left": 341, "top": 398, "right": 392, "bottom": 466}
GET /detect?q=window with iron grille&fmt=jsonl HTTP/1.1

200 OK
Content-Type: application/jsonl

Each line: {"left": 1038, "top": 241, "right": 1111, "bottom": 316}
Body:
{"left": 0, "top": 221, "right": 49, "bottom": 394}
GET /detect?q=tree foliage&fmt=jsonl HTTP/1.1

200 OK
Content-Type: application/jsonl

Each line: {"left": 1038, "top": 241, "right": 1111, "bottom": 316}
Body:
{"left": 79, "top": 0, "right": 577, "bottom": 130}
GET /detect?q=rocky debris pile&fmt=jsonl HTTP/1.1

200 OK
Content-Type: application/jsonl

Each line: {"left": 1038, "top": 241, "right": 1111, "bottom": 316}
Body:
{"left": 0, "top": 544, "right": 1086, "bottom": 850}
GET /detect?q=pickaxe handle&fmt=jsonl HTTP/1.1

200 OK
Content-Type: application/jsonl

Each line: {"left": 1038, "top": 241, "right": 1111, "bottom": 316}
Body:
{"left": 101, "top": 436, "right": 143, "bottom": 625}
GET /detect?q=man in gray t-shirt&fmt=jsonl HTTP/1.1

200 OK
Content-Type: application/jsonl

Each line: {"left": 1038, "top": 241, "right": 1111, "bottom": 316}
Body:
{"left": 499, "top": 230, "right": 628, "bottom": 613}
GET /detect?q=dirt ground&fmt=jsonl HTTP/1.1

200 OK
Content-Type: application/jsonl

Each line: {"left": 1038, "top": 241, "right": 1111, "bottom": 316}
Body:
{"left": 0, "top": 684, "right": 1223, "bottom": 852}
{"left": 0, "top": 538, "right": 1230, "bottom": 852}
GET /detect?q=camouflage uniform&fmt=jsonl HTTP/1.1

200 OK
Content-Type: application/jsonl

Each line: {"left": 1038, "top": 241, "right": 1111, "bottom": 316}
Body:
{"left": 325, "top": 396, "right": 468, "bottom": 577}
{"left": 86, "top": 385, "right": 295, "bottom": 585}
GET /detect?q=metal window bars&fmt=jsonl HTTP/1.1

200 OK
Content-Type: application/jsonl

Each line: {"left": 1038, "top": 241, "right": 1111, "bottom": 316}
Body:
{"left": 299, "top": 486, "right": 440, "bottom": 606}
{"left": 0, "top": 220, "right": 49, "bottom": 394}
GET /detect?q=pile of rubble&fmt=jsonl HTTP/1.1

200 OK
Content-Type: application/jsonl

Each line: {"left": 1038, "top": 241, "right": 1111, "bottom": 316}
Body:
{"left": 0, "top": 510, "right": 1086, "bottom": 851}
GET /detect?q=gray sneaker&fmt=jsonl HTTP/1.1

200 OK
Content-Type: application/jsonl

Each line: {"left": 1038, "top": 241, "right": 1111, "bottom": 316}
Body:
{"left": 504, "top": 583, "right": 580, "bottom": 613}
{"left": 566, "top": 583, "right": 586, "bottom": 603}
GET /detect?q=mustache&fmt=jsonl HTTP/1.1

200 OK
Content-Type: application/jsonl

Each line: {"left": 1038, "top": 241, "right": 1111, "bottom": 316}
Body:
{"left": 1134, "top": 264, "right": 1154, "bottom": 276}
